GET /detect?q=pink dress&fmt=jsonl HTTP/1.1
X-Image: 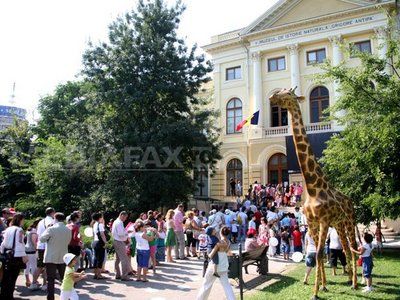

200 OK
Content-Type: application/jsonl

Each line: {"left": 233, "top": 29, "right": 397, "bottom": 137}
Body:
{"left": 257, "top": 224, "right": 269, "bottom": 246}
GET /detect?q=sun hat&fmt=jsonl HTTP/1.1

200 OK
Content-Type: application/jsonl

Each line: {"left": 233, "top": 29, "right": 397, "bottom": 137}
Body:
{"left": 63, "top": 253, "right": 76, "bottom": 266}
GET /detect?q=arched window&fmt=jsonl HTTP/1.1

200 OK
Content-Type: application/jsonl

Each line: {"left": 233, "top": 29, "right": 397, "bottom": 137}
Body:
{"left": 226, "top": 159, "right": 242, "bottom": 196}
{"left": 310, "top": 86, "right": 329, "bottom": 123}
{"left": 226, "top": 98, "right": 242, "bottom": 134}
{"left": 268, "top": 153, "right": 288, "bottom": 185}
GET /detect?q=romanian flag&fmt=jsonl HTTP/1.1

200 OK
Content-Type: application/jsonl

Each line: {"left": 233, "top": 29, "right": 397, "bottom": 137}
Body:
{"left": 235, "top": 110, "right": 260, "bottom": 131}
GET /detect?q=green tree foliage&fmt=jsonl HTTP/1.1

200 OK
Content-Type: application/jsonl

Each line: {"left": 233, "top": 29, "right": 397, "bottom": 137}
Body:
{"left": 31, "top": 0, "right": 220, "bottom": 215}
{"left": 318, "top": 24, "right": 400, "bottom": 224}
{"left": 0, "top": 119, "right": 34, "bottom": 206}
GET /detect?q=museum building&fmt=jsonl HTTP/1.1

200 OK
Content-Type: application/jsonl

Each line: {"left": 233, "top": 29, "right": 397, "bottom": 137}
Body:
{"left": 197, "top": 0, "right": 397, "bottom": 201}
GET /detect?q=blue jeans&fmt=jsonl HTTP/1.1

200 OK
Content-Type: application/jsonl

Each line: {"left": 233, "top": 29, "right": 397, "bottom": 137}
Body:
{"left": 238, "top": 225, "right": 247, "bottom": 242}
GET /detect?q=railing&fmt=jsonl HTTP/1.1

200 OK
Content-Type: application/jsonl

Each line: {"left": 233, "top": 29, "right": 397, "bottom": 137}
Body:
{"left": 305, "top": 122, "right": 332, "bottom": 132}
{"left": 265, "top": 123, "right": 332, "bottom": 137}
{"left": 265, "top": 126, "right": 289, "bottom": 136}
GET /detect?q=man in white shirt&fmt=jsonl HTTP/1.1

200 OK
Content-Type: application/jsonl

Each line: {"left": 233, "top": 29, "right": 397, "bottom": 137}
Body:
{"left": 30, "top": 207, "right": 55, "bottom": 291}
{"left": 327, "top": 227, "right": 347, "bottom": 276}
{"left": 112, "top": 211, "right": 131, "bottom": 281}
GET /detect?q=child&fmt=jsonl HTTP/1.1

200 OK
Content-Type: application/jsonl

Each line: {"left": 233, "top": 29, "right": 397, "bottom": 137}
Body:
{"left": 292, "top": 225, "right": 303, "bottom": 253}
{"left": 350, "top": 233, "right": 374, "bottom": 293}
{"left": 135, "top": 221, "right": 154, "bottom": 282}
{"left": 206, "top": 227, "right": 220, "bottom": 277}
{"left": 61, "top": 253, "right": 86, "bottom": 300}
{"left": 280, "top": 226, "right": 291, "bottom": 260}
{"left": 231, "top": 219, "right": 238, "bottom": 244}
{"left": 144, "top": 220, "right": 159, "bottom": 274}
{"left": 198, "top": 230, "right": 209, "bottom": 259}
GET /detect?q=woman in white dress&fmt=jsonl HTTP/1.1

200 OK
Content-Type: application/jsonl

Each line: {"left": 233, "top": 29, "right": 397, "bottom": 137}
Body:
{"left": 197, "top": 226, "right": 235, "bottom": 300}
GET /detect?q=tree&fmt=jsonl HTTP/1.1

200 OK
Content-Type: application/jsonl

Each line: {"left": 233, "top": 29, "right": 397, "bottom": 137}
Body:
{"left": 318, "top": 20, "right": 400, "bottom": 224}
{"left": 79, "top": 0, "right": 220, "bottom": 212}
{"left": 30, "top": 0, "right": 220, "bottom": 215}
{"left": 0, "top": 119, "right": 34, "bottom": 207}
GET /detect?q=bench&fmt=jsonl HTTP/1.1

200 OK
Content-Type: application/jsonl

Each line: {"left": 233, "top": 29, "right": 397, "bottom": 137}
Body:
{"left": 241, "top": 245, "right": 268, "bottom": 275}
{"left": 228, "top": 245, "right": 269, "bottom": 300}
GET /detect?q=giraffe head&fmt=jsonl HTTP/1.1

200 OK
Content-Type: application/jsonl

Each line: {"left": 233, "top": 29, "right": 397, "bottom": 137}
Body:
{"left": 269, "top": 87, "right": 305, "bottom": 111}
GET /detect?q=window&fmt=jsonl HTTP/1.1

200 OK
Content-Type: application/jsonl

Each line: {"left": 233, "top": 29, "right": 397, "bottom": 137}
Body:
{"left": 310, "top": 86, "right": 330, "bottom": 123}
{"left": 226, "top": 66, "right": 242, "bottom": 80}
{"left": 194, "top": 168, "right": 208, "bottom": 198}
{"left": 268, "top": 153, "right": 288, "bottom": 185}
{"left": 307, "top": 48, "right": 326, "bottom": 64}
{"left": 268, "top": 57, "right": 286, "bottom": 72}
{"left": 226, "top": 98, "right": 242, "bottom": 134}
{"left": 226, "top": 159, "right": 242, "bottom": 196}
{"left": 271, "top": 105, "right": 288, "bottom": 127}
{"left": 352, "top": 40, "right": 371, "bottom": 54}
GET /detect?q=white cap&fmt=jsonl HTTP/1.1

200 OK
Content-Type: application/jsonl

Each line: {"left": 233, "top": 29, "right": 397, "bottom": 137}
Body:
{"left": 225, "top": 209, "right": 231, "bottom": 214}
{"left": 63, "top": 253, "right": 76, "bottom": 266}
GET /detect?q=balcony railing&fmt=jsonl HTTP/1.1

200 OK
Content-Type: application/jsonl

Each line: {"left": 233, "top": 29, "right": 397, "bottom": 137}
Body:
{"left": 265, "top": 126, "right": 289, "bottom": 136}
{"left": 265, "top": 122, "right": 332, "bottom": 137}
{"left": 305, "top": 122, "right": 332, "bottom": 132}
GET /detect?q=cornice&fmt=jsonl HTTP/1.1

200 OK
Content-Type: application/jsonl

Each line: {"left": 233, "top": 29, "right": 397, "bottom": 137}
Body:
{"left": 242, "top": 3, "right": 394, "bottom": 41}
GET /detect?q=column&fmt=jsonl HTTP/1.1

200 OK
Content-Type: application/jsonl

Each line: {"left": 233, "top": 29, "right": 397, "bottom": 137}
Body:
{"left": 287, "top": 44, "right": 301, "bottom": 92}
{"left": 374, "top": 26, "right": 391, "bottom": 74}
{"left": 287, "top": 44, "right": 300, "bottom": 127}
{"left": 329, "top": 35, "right": 344, "bottom": 129}
{"left": 252, "top": 52, "right": 263, "bottom": 128}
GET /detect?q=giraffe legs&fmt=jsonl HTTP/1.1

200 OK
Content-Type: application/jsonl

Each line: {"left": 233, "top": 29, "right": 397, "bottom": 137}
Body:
{"left": 346, "top": 222, "right": 358, "bottom": 289}
{"left": 312, "top": 223, "right": 329, "bottom": 299}
{"left": 336, "top": 224, "right": 353, "bottom": 284}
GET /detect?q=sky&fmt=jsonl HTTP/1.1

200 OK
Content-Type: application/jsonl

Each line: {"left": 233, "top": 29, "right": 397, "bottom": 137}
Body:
{"left": 0, "top": 0, "right": 278, "bottom": 120}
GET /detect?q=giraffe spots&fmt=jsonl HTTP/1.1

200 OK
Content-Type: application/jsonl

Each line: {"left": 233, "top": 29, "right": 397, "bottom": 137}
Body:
{"left": 307, "top": 146, "right": 313, "bottom": 157}
{"left": 323, "top": 182, "right": 328, "bottom": 189}
{"left": 298, "top": 152, "right": 307, "bottom": 163}
{"left": 294, "top": 113, "right": 299, "bottom": 119}
{"left": 297, "top": 143, "right": 307, "bottom": 152}
{"left": 295, "top": 135, "right": 303, "bottom": 143}
{"left": 308, "top": 188, "right": 316, "bottom": 197}
{"left": 293, "top": 128, "right": 300, "bottom": 135}
{"left": 327, "top": 190, "right": 334, "bottom": 198}
{"left": 305, "top": 172, "right": 317, "bottom": 183}
{"left": 315, "top": 166, "right": 323, "bottom": 176}
{"left": 294, "top": 122, "right": 299, "bottom": 127}
{"left": 307, "top": 159, "right": 315, "bottom": 172}
{"left": 301, "top": 128, "right": 306, "bottom": 135}
{"left": 319, "top": 190, "right": 328, "bottom": 200}
{"left": 316, "top": 178, "right": 323, "bottom": 187}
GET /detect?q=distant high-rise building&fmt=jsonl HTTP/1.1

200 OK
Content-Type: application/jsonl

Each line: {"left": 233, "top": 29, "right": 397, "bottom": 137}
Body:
{"left": 0, "top": 105, "right": 27, "bottom": 131}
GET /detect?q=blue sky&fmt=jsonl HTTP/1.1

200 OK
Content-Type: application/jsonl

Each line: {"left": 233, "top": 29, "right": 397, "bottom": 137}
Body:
{"left": 0, "top": 0, "right": 278, "bottom": 120}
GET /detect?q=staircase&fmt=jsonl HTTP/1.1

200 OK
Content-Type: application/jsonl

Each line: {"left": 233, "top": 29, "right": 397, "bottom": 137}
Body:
{"left": 357, "top": 223, "right": 400, "bottom": 249}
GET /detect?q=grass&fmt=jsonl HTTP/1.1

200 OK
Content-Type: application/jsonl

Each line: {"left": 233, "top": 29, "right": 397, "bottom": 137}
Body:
{"left": 247, "top": 250, "right": 400, "bottom": 300}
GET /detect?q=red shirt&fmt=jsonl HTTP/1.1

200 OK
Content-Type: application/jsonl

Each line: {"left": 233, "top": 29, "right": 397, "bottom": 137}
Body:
{"left": 292, "top": 230, "right": 302, "bottom": 247}
{"left": 254, "top": 211, "right": 262, "bottom": 222}
{"left": 67, "top": 223, "right": 81, "bottom": 247}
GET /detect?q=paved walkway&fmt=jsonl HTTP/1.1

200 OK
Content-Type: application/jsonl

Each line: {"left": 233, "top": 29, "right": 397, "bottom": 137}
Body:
{"left": 14, "top": 251, "right": 298, "bottom": 300}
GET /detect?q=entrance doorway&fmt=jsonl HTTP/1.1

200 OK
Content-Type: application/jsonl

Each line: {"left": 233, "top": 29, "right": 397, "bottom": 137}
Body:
{"left": 268, "top": 153, "right": 288, "bottom": 184}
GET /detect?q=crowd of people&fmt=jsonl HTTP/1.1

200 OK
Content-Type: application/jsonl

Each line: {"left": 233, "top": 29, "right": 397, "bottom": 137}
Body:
{"left": 0, "top": 179, "right": 376, "bottom": 299}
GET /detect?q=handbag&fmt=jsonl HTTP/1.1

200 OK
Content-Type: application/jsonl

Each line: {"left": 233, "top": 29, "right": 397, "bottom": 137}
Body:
{"left": 357, "top": 256, "right": 363, "bottom": 267}
{"left": 3, "top": 228, "right": 26, "bottom": 270}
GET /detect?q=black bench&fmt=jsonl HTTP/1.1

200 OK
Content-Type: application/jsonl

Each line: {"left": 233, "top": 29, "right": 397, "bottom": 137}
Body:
{"left": 241, "top": 245, "right": 268, "bottom": 275}
{"left": 228, "top": 245, "right": 269, "bottom": 300}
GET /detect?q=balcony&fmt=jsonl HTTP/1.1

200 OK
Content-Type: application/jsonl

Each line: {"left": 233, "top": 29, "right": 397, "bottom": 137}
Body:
{"left": 265, "top": 122, "right": 332, "bottom": 137}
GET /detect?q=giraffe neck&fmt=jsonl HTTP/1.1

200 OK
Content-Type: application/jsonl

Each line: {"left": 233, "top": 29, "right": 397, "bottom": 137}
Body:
{"left": 288, "top": 103, "right": 328, "bottom": 195}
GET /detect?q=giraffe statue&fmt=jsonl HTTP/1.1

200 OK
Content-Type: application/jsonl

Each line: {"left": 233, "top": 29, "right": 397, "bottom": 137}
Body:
{"left": 269, "top": 88, "right": 358, "bottom": 300}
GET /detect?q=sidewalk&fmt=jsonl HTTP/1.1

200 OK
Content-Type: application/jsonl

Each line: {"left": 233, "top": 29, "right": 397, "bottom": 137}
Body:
{"left": 14, "top": 253, "right": 298, "bottom": 300}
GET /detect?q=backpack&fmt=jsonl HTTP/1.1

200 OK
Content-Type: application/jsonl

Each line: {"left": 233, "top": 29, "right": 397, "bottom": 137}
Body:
{"left": 237, "top": 214, "right": 243, "bottom": 225}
